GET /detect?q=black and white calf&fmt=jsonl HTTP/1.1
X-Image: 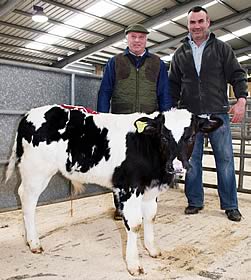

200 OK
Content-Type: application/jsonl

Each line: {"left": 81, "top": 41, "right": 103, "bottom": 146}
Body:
{"left": 6, "top": 105, "right": 222, "bottom": 275}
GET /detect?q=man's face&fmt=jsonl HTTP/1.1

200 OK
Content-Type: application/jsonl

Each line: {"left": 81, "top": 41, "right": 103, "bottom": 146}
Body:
{"left": 187, "top": 11, "right": 210, "bottom": 42}
{"left": 127, "top": 32, "right": 147, "bottom": 55}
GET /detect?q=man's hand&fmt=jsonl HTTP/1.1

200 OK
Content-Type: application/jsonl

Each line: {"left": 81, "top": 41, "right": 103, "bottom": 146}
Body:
{"left": 228, "top": 98, "right": 246, "bottom": 123}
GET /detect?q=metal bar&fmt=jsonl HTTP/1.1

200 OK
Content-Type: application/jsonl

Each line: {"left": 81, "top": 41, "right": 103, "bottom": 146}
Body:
{"left": 0, "top": 42, "right": 67, "bottom": 59}
{"left": 42, "top": 0, "right": 125, "bottom": 29}
{"left": 204, "top": 150, "right": 251, "bottom": 158}
{"left": 104, "top": 0, "right": 150, "bottom": 18}
{"left": 177, "top": 180, "right": 251, "bottom": 194}
{"left": 14, "top": 9, "right": 105, "bottom": 40}
{"left": 0, "top": 21, "right": 83, "bottom": 47}
{"left": 238, "top": 119, "right": 247, "bottom": 191}
{"left": 53, "top": 0, "right": 213, "bottom": 68}
{"left": 0, "top": 58, "right": 101, "bottom": 78}
{"left": 203, "top": 183, "right": 251, "bottom": 194}
{"left": 71, "top": 73, "right": 75, "bottom": 105}
{"left": 0, "top": 109, "right": 26, "bottom": 115}
{"left": 0, "top": 50, "right": 56, "bottom": 64}
{"left": 203, "top": 167, "right": 251, "bottom": 177}
{"left": 0, "top": 32, "right": 76, "bottom": 53}
{"left": 149, "top": 8, "right": 251, "bottom": 52}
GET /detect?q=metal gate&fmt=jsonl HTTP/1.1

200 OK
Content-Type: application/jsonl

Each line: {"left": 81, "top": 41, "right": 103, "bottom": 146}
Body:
{"left": 178, "top": 98, "right": 251, "bottom": 194}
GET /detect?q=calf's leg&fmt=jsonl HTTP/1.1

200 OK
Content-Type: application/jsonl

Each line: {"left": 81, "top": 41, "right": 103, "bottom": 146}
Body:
{"left": 142, "top": 189, "right": 161, "bottom": 257}
{"left": 121, "top": 190, "right": 144, "bottom": 276}
{"left": 18, "top": 173, "right": 54, "bottom": 253}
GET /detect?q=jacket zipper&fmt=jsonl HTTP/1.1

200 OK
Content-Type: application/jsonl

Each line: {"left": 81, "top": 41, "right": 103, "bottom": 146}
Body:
{"left": 136, "top": 68, "right": 139, "bottom": 111}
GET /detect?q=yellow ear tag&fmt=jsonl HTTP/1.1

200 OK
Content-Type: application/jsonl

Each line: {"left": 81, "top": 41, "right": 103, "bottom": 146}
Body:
{"left": 135, "top": 121, "right": 147, "bottom": 133}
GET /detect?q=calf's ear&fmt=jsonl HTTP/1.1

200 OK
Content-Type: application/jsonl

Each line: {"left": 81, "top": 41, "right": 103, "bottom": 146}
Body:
{"left": 134, "top": 120, "right": 148, "bottom": 133}
{"left": 134, "top": 114, "right": 164, "bottom": 134}
{"left": 134, "top": 117, "right": 157, "bottom": 134}
{"left": 198, "top": 116, "right": 223, "bottom": 133}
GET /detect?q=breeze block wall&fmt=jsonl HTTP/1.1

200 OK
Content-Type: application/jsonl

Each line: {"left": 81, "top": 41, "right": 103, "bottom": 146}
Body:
{"left": 0, "top": 60, "right": 109, "bottom": 212}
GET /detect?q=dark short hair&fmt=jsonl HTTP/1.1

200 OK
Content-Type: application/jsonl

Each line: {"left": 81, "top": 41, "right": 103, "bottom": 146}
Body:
{"left": 188, "top": 6, "right": 208, "bottom": 15}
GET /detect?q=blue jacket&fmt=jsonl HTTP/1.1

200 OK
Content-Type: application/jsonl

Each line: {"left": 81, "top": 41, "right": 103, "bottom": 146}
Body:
{"left": 97, "top": 47, "right": 172, "bottom": 113}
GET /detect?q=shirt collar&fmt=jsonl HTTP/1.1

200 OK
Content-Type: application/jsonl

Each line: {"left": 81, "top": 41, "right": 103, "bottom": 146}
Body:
{"left": 187, "top": 32, "right": 211, "bottom": 45}
{"left": 124, "top": 47, "right": 150, "bottom": 57}
{"left": 129, "top": 49, "right": 146, "bottom": 57}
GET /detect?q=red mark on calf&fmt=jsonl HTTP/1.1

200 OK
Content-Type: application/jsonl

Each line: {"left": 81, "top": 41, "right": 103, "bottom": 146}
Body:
{"left": 60, "top": 104, "right": 98, "bottom": 114}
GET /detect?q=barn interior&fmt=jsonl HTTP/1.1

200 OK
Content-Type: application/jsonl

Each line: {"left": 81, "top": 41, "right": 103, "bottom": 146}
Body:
{"left": 0, "top": 1, "right": 251, "bottom": 279}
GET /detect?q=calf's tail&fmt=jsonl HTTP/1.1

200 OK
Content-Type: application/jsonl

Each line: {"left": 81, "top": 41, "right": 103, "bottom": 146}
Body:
{"left": 5, "top": 137, "right": 17, "bottom": 183}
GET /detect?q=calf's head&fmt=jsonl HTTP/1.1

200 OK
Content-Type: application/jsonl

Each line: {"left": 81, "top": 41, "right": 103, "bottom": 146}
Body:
{"left": 134, "top": 112, "right": 223, "bottom": 177}
{"left": 134, "top": 114, "right": 178, "bottom": 175}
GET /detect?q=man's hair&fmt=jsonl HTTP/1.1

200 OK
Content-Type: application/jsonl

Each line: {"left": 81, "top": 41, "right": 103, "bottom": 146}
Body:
{"left": 188, "top": 6, "right": 208, "bottom": 15}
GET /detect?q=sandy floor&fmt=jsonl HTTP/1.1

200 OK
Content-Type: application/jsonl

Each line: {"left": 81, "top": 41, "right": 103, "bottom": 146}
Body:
{"left": 0, "top": 186, "right": 251, "bottom": 280}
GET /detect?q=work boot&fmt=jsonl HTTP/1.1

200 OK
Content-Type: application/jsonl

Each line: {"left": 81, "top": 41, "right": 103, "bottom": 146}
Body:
{"left": 184, "top": 206, "right": 203, "bottom": 214}
{"left": 225, "top": 209, "right": 242, "bottom": 222}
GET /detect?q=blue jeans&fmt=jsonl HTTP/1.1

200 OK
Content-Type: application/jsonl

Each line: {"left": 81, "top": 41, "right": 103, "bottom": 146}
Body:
{"left": 185, "top": 113, "right": 238, "bottom": 210}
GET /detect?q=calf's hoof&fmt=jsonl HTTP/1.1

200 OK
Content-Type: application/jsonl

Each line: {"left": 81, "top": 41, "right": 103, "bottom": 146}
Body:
{"left": 146, "top": 244, "right": 161, "bottom": 258}
{"left": 127, "top": 265, "right": 144, "bottom": 276}
{"left": 30, "top": 246, "right": 44, "bottom": 254}
{"left": 149, "top": 248, "right": 161, "bottom": 258}
{"left": 27, "top": 242, "right": 44, "bottom": 254}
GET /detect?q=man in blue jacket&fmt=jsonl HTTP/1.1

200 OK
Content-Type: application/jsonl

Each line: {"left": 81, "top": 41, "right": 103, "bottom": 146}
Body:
{"left": 97, "top": 23, "right": 172, "bottom": 219}
{"left": 97, "top": 23, "right": 172, "bottom": 114}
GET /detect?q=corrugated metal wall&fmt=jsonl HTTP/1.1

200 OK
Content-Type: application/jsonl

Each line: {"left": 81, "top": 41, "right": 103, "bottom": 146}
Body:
{"left": 0, "top": 59, "right": 110, "bottom": 212}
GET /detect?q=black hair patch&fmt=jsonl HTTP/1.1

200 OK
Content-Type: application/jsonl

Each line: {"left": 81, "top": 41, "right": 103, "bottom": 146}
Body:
{"left": 65, "top": 110, "right": 110, "bottom": 173}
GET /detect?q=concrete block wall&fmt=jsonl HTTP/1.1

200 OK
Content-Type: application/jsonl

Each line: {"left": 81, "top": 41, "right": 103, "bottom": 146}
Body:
{"left": 0, "top": 60, "right": 109, "bottom": 212}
